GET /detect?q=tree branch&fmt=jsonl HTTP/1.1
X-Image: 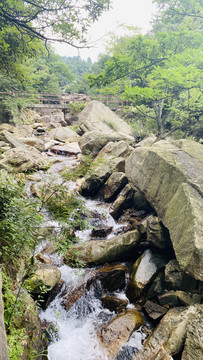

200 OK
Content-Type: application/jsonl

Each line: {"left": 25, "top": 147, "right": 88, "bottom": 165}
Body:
{"left": 134, "top": 105, "right": 157, "bottom": 121}
{"left": 172, "top": 9, "right": 203, "bottom": 19}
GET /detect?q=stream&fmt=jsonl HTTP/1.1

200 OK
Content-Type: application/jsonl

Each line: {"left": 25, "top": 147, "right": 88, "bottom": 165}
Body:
{"left": 36, "top": 151, "right": 148, "bottom": 360}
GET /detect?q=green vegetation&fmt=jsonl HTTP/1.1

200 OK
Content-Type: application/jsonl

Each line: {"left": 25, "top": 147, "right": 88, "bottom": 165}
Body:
{"left": 0, "top": 0, "right": 110, "bottom": 72}
{"left": 0, "top": 155, "right": 96, "bottom": 357}
{"left": 87, "top": 0, "right": 203, "bottom": 140}
{"left": 0, "top": 0, "right": 110, "bottom": 118}
{"left": 0, "top": 1, "right": 202, "bottom": 355}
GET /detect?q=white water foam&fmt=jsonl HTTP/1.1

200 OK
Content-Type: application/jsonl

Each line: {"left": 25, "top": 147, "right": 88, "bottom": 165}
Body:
{"left": 40, "top": 266, "right": 110, "bottom": 360}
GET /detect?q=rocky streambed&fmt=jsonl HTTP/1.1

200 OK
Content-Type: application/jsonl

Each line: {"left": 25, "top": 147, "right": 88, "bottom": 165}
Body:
{"left": 0, "top": 101, "right": 202, "bottom": 359}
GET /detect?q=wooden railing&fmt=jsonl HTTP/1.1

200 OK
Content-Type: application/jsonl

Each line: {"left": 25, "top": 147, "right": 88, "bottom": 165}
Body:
{"left": 0, "top": 92, "right": 124, "bottom": 108}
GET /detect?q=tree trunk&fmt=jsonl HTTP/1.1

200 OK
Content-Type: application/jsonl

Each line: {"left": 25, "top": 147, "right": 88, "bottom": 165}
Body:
{"left": 153, "top": 99, "right": 165, "bottom": 136}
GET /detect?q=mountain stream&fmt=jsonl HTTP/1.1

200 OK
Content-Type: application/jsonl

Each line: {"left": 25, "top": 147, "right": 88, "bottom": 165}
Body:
{"left": 35, "top": 151, "right": 148, "bottom": 360}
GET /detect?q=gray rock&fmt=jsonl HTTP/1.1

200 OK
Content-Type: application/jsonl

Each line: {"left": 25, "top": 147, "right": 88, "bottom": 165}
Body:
{"left": 80, "top": 141, "right": 131, "bottom": 197}
{"left": 146, "top": 215, "right": 168, "bottom": 249}
{"left": 78, "top": 101, "right": 134, "bottom": 137}
{"left": 79, "top": 130, "right": 134, "bottom": 156}
{"left": 65, "top": 229, "right": 140, "bottom": 266}
{"left": 0, "top": 123, "right": 16, "bottom": 132}
{"left": 19, "top": 137, "right": 45, "bottom": 152}
{"left": 165, "top": 259, "right": 197, "bottom": 292}
{"left": 133, "top": 305, "right": 198, "bottom": 360}
{"left": 103, "top": 172, "right": 128, "bottom": 201}
{"left": 40, "top": 111, "right": 66, "bottom": 126}
{"left": 143, "top": 300, "right": 168, "bottom": 320}
{"left": 49, "top": 126, "right": 80, "bottom": 142}
{"left": 126, "top": 138, "right": 203, "bottom": 280}
{"left": 50, "top": 142, "right": 81, "bottom": 155}
{"left": 99, "top": 309, "right": 144, "bottom": 360}
{"left": 0, "top": 145, "right": 49, "bottom": 172}
{"left": 126, "top": 249, "right": 166, "bottom": 302}
{"left": 181, "top": 305, "right": 203, "bottom": 360}
{"left": 0, "top": 130, "right": 23, "bottom": 148}
{"left": 109, "top": 184, "right": 135, "bottom": 219}
{"left": 133, "top": 189, "right": 152, "bottom": 211}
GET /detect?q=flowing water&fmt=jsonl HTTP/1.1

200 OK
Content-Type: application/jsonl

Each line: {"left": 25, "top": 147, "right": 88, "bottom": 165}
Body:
{"left": 37, "top": 151, "right": 146, "bottom": 360}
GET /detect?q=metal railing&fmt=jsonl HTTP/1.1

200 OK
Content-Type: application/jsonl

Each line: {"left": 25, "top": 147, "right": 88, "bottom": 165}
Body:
{"left": 0, "top": 92, "right": 124, "bottom": 107}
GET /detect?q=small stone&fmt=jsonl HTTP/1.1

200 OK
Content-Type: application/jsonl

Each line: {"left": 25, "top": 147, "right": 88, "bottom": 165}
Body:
{"left": 175, "top": 291, "right": 196, "bottom": 306}
{"left": 158, "top": 291, "right": 179, "bottom": 307}
{"left": 90, "top": 225, "right": 113, "bottom": 238}
{"left": 50, "top": 142, "right": 81, "bottom": 155}
{"left": 35, "top": 254, "right": 54, "bottom": 265}
{"left": 110, "top": 184, "right": 135, "bottom": 220}
{"left": 102, "top": 295, "right": 128, "bottom": 313}
{"left": 143, "top": 300, "right": 168, "bottom": 320}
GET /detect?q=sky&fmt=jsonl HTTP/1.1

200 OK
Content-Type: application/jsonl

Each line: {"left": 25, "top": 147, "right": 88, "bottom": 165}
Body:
{"left": 53, "top": 0, "right": 158, "bottom": 62}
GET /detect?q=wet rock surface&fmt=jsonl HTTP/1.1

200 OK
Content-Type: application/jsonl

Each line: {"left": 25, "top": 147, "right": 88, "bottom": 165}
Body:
{"left": 126, "top": 249, "right": 166, "bottom": 302}
{"left": 65, "top": 229, "right": 140, "bottom": 266}
{"left": 133, "top": 305, "right": 202, "bottom": 360}
{"left": 99, "top": 309, "right": 144, "bottom": 360}
{"left": 63, "top": 264, "right": 126, "bottom": 311}
{"left": 1, "top": 107, "right": 202, "bottom": 360}
{"left": 102, "top": 295, "right": 128, "bottom": 313}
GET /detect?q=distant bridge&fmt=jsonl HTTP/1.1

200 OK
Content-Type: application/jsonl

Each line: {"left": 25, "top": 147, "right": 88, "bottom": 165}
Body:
{"left": 0, "top": 92, "right": 125, "bottom": 109}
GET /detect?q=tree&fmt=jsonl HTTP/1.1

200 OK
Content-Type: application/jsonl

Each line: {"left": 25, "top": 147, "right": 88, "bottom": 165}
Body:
{"left": 154, "top": 0, "right": 203, "bottom": 22}
{"left": 87, "top": 4, "right": 203, "bottom": 138}
{"left": 0, "top": 0, "right": 110, "bottom": 72}
{"left": 0, "top": 0, "right": 110, "bottom": 46}
{"left": 25, "top": 50, "right": 74, "bottom": 93}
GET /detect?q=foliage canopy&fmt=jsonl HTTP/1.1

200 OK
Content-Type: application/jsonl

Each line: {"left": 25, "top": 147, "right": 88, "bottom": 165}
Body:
{"left": 87, "top": 0, "right": 203, "bottom": 139}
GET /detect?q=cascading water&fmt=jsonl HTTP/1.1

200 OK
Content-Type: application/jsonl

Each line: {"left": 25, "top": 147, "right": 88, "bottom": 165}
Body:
{"left": 37, "top": 151, "right": 146, "bottom": 360}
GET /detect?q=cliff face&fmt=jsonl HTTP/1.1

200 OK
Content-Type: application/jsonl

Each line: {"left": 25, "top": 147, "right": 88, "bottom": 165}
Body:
{"left": 125, "top": 138, "right": 203, "bottom": 281}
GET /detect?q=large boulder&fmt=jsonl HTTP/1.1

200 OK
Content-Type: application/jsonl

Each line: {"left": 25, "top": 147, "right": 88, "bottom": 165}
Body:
{"left": 125, "top": 139, "right": 203, "bottom": 280}
{"left": 50, "top": 142, "right": 81, "bottom": 156}
{"left": 0, "top": 130, "right": 23, "bottom": 148}
{"left": 181, "top": 305, "right": 203, "bottom": 360}
{"left": 79, "top": 130, "right": 134, "bottom": 156}
{"left": 80, "top": 140, "right": 132, "bottom": 197}
{"left": 64, "top": 229, "right": 140, "bottom": 266}
{"left": 78, "top": 101, "right": 134, "bottom": 137}
{"left": 99, "top": 309, "right": 144, "bottom": 360}
{"left": 40, "top": 109, "right": 66, "bottom": 126}
{"left": 19, "top": 137, "right": 45, "bottom": 152}
{"left": 133, "top": 305, "right": 202, "bottom": 360}
{"left": 0, "top": 145, "right": 49, "bottom": 172}
{"left": 48, "top": 126, "right": 80, "bottom": 142}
